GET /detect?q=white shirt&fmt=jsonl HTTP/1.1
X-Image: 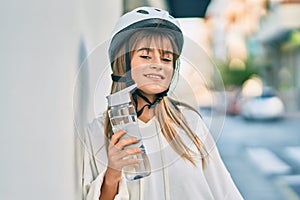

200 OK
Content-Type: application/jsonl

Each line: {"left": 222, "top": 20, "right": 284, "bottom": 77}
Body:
{"left": 82, "top": 108, "right": 244, "bottom": 200}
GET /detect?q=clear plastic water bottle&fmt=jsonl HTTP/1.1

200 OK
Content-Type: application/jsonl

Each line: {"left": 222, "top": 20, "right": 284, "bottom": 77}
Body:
{"left": 106, "top": 84, "right": 151, "bottom": 181}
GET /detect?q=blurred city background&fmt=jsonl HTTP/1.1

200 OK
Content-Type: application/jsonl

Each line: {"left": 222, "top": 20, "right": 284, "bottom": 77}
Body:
{"left": 0, "top": 0, "right": 299, "bottom": 199}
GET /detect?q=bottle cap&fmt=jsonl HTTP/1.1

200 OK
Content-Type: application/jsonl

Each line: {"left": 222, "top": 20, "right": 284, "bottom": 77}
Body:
{"left": 106, "top": 84, "right": 137, "bottom": 106}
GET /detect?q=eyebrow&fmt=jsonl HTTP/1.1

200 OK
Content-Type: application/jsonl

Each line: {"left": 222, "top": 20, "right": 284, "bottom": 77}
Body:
{"left": 137, "top": 47, "right": 173, "bottom": 55}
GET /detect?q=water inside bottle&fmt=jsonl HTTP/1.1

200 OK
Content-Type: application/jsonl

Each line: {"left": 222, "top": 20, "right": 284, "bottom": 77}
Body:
{"left": 123, "top": 151, "right": 151, "bottom": 181}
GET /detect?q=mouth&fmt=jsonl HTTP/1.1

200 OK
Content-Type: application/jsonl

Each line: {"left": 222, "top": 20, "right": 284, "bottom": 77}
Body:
{"left": 144, "top": 73, "right": 165, "bottom": 80}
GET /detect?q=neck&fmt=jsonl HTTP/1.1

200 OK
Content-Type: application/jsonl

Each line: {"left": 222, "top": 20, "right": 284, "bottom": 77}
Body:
{"left": 135, "top": 94, "right": 155, "bottom": 110}
{"left": 135, "top": 94, "right": 156, "bottom": 123}
{"left": 138, "top": 91, "right": 157, "bottom": 103}
{"left": 131, "top": 89, "right": 167, "bottom": 122}
{"left": 138, "top": 106, "right": 154, "bottom": 123}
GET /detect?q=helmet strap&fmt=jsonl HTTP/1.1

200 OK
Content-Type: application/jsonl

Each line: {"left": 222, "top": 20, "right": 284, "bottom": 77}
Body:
{"left": 125, "top": 41, "right": 134, "bottom": 87}
{"left": 132, "top": 89, "right": 168, "bottom": 117}
{"left": 110, "top": 41, "right": 134, "bottom": 86}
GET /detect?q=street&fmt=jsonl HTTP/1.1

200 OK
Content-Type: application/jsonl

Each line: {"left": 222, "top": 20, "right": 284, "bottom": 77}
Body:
{"left": 213, "top": 113, "right": 300, "bottom": 200}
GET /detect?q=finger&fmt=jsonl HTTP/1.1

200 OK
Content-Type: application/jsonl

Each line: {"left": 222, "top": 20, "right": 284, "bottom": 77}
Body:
{"left": 107, "top": 151, "right": 141, "bottom": 170}
{"left": 114, "top": 137, "right": 141, "bottom": 150}
{"left": 110, "top": 129, "right": 127, "bottom": 145}
{"left": 120, "top": 155, "right": 141, "bottom": 167}
{"left": 113, "top": 147, "right": 143, "bottom": 160}
{"left": 107, "top": 157, "right": 140, "bottom": 170}
{"left": 108, "top": 137, "right": 140, "bottom": 157}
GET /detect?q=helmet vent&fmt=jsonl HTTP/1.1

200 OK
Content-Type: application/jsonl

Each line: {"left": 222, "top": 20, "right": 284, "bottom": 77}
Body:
{"left": 154, "top": 8, "right": 161, "bottom": 12}
{"left": 136, "top": 9, "right": 149, "bottom": 14}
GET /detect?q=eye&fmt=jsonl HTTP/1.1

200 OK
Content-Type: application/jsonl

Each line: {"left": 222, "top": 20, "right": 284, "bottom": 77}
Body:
{"left": 140, "top": 55, "right": 151, "bottom": 59}
{"left": 161, "top": 57, "right": 172, "bottom": 62}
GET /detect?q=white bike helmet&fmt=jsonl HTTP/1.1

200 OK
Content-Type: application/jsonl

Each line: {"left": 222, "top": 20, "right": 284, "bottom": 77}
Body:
{"left": 108, "top": 7, "right": 184, "bottom": 115}
{"left": 108, "top": 6, "right": 184, "bottom": 65}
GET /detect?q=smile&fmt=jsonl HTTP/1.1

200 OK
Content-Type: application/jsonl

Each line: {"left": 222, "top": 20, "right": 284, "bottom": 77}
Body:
{"left": 144, "top": 74, "right": 165, "bottom": 80}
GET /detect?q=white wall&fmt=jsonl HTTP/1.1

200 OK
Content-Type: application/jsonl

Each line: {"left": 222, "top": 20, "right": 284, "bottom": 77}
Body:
{"left": 0, "top": 0, "right": 121, "bottom": 199}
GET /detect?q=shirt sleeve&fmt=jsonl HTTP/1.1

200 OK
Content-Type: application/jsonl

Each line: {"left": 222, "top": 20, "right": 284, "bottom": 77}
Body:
{"left": 83, "top": 166, "right": 129, "bottom": 200}
{"left": 82, "top": 118, "right": 130, "bottom": 200}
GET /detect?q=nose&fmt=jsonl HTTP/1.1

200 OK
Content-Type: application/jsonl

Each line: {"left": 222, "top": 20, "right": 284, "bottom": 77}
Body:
{"left": 150, "top": 51, "right": 163, "bottom": 70}
{"left": 149, "top": 64, "right": 162, "bottom": 71}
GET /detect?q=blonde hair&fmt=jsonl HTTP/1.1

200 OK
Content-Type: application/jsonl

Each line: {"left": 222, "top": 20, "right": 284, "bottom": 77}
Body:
{"left": 104, "top": 29, "right": 207, "bottom": 167}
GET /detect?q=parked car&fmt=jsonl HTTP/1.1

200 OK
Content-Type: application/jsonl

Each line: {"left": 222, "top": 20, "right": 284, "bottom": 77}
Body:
{"left": 240, "top": 87, "right": 285, "bottom": 120}
{"left": 226, "top": 88, "right": 242, "bottom": 116}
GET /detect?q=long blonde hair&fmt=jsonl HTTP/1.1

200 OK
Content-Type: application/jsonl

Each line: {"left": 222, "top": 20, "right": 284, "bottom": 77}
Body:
{"left": 104, "top": 29, "right": 207, "bottom": 167}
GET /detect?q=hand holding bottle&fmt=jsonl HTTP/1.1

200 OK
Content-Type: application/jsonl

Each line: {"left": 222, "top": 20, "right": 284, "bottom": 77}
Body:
{"left": 106, "top": 129, "right": 143, "bottom": 179}
{"left": 106, "top": 84, "right": 151, "bottom": 181}
{"left": 100, "top": 129, "right": 142, "bottom": 200}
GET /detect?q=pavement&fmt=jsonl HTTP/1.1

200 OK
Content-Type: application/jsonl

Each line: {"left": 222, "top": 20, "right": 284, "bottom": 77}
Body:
{"left": 209, "top": 112, "right": 300, "bottom": 200}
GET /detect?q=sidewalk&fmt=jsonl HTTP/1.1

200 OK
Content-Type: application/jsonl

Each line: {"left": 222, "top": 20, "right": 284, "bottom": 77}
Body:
{"left": 217, "top": 113, "right": 300, "bottom": 200}
{"left": 284, "top": 112, "right": 300, "bottom": 120}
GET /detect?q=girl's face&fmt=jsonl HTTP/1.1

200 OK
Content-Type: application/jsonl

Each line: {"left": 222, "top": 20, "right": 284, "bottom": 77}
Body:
{"left": 130, "top": 37, "right": 174, "bottom": 96}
